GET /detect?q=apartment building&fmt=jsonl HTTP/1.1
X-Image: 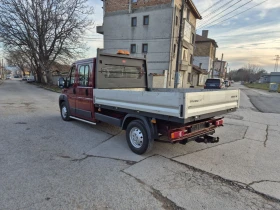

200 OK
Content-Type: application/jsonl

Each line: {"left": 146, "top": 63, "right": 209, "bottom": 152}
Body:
{"left": 97, "top": 0, "right": 201, "bottom": 88}
{"left": 193, "top": 30, "right": 218, "bottom": 75}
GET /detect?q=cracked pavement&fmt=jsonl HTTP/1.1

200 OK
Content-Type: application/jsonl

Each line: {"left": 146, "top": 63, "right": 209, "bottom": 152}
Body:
{"left": 1, "top": 80, "right": 280, "bottom": 209}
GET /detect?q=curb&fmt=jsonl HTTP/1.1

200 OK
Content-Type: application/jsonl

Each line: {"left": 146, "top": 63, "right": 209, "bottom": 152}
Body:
{"left": 28, "top": 82, "right": 61, "bottom": 93}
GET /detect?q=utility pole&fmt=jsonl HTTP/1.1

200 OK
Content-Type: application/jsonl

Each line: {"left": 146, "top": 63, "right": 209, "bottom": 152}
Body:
{"left": 274, "top": 55, "right": 279, "bottom": 72}
{"left": 1, "top": 59, "right": 3, "bottom": 80}
{"left": 219, "top": 53, "right": 224, "bottom": 78}
{"left": 174, "top": 0, "right": 185, "bottom": 88}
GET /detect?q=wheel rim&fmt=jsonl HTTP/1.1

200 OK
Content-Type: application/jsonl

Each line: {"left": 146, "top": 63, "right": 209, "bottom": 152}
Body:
{"left": 61, "top": 106, "right": 67, "bottom": 118}
{"left": 129, "top": 127, "right": 144, "bottom": 149}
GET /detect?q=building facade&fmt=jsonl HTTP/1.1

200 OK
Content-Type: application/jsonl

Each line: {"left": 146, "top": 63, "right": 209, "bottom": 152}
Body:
{"left": 193, "top": 30, "right": 218, "bottom": 76}
{"left": 260, "top": 72, "right": 280, "bottom": 83}
{"left": 213, "top": 59, "right": 227, "bottom": 79}
{"left": 97, "top": 0, "right": 201, "bottom": 88}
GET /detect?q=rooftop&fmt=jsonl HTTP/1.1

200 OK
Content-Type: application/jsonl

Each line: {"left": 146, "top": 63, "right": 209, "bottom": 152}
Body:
{"left": 196, "top": 34, "right": 218, "bottom": 47}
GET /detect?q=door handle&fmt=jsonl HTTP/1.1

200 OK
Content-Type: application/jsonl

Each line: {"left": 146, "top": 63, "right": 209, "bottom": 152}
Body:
{"left": 73, "top": 88, "right": 76, "bottom": 94}
{"left": 85, "top": 89, "right": 88, "bottom": 96}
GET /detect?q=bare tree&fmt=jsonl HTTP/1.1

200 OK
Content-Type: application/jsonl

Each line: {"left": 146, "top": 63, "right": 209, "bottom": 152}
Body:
{"left": 6, "top": 50, "right": 30, "bottom": 76}
{"left": 0, "top": 0, "right": 93, "bottom": 84}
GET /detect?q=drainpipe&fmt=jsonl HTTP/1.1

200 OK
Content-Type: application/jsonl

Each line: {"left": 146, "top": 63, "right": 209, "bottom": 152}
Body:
{"left": 129, "top": 0, "right": 131, "bottom": 13}
{"left": 174, "top": 0, "right": 185, "bottom": 88}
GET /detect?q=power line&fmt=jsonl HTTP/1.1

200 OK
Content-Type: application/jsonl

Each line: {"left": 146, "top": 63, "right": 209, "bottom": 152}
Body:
{"left": 200, "top": 0, "right": 227, "bottom": 15}
{"left": 198, "top": 0, "right": 268, "bottom": 30}
{"left": 200, "top": 0, "right": 238, "bottom": 24}
{"left": 198, "top": 0, "right": 254, "bottom": 29}
{"left": 198, "top": 0, "right": 243, "bottom": 28}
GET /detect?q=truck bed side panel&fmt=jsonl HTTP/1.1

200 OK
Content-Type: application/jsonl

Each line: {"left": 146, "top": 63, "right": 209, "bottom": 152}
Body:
{"left": 94, "top": 89, "right": 184, "bottom": 117}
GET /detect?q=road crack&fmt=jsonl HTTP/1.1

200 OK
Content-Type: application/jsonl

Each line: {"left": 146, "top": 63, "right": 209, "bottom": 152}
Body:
{"left": 248, "top": 180, "right": 280, "bottom": 187}
{"left": 168, "top": 156, "right": 280, "bottom": 204}
{"left": 264, "top": 125, "right": 269, "bottom": 147}
{"left": 122, "top": 170, "right": 184, "bottom": 210}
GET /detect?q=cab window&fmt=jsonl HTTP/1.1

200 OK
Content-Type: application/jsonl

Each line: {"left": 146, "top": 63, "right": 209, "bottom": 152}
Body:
{"left": 78, "top": 65, "right": 90, "bottom": 86}
{"left": 68, "top": 66, "right": 76, "bottom": 87}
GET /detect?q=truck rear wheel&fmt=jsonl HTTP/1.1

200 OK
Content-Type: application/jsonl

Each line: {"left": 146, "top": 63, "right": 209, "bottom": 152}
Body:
{"left": 126, "top": 120, "right": 154, "bottom": 155}
{"left": 60, "top": 102, "right": 70, "bottom": 121}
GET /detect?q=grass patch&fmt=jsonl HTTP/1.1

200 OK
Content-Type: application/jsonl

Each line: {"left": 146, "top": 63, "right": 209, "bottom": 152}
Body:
{"left": 31, "top": 82, "right": 62, "bottom": 93}
{"left": 244, "top": 83, "right": 280, "bottom": 93}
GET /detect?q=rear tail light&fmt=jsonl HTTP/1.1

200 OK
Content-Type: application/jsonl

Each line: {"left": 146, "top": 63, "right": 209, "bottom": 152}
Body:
{"left": 171, "top": 130, "right": 184, "bottom": 139}
{"left": 215, "top": 119, "right": 224, "bottom": 126}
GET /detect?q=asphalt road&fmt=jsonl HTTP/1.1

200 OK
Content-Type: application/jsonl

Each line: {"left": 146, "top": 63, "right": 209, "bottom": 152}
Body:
{"left": 1, "top": 80, "right": 280, "bottom": 210}
{"left": 241, "top": 86, "right": 280, "bottom": 114}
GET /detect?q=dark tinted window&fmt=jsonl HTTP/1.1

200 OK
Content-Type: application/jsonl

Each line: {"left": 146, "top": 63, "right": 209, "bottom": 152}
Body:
{"left": 206, "top": 79, "right": 221, "bottom": 83}
{"left": 131, "top": 17, "right": 137, "bottom": 27}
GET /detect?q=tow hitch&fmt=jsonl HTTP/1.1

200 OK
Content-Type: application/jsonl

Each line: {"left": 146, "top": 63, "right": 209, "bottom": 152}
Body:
{"left": 196, "top": 135, "right": 219, "bottom": 144}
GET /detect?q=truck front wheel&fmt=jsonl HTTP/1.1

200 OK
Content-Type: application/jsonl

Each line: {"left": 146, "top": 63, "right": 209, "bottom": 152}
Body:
{"left": 60, "top": 102, "right": 70, "bottom": 121}
{"left": 126, "top": 120, "right": 154, "bottom": 155}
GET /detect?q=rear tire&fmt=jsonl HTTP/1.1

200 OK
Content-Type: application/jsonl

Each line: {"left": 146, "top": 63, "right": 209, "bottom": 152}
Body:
{"left": 60, "top": 102, "right": 71, "bottom": 121}
{"left": 126, "top": 120, "right": 154, "bottom": 155}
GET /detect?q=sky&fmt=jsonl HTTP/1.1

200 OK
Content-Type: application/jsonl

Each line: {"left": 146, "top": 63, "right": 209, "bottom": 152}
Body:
{"left": 86, "top": 0, "right": 280, "bottom": 73}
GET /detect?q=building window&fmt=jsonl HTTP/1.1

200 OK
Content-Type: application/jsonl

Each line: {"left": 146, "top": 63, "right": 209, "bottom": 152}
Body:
{"left": 188, "top": 73, "right": 191, "bottom": 83}
{"left": 143, "top": 15, "right": 149, "bottom": 25}
{"left": 192, "top": 33, "right": 195, "bottom": 44}
{"left": 142, "top": 44, "right": 148, "bottom": 53}
{"left": 176, "top": 16, "right": 178, "bottom": 26}
{"left": 173, "top": 44, "right": 176, "bottom": 54}
{"left": 131, "top": 17, "right": 137, "bottom": 27}
{"left": 131, "top": 44, "right": 136, "bottom": 54}
{"left": 187, "top": 9, "right": 190, "bottom": 21}
{"left": 190, "top": 54, "right": 193, "bottom": 64}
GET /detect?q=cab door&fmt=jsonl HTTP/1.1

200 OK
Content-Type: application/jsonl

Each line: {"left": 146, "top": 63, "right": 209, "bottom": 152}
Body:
{"left": 63, "top": 65, "right": 77, "bottom": 116}
{"left": 75, "top": 63, "right": 94, "bottom": 121}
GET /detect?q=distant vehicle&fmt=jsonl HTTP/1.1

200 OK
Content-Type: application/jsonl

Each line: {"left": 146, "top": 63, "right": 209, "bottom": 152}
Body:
{"left": 14, "top": 75, "right": 19, "bottom": 78}
{"left": 22, "top": 76, "right": 28, "bottom": 81}
{"left": 231, "top": 80, "right": 234, "bottom": 84}
{"left": 27, "top": 76, "right": 35, "bottom": 83}
{"left": 204, "top": 78, "right": 225, "bottom": 89}
{"left": 224, "top": 80, "right": 231, "bottom": 87}
{"left": 6, "top": 75, "right": 11, "bottom": 79}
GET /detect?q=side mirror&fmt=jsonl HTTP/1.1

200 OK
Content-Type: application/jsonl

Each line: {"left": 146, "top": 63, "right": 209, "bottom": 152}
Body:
{"left": 58, "top": 77, "right": 65, "bottom": 88}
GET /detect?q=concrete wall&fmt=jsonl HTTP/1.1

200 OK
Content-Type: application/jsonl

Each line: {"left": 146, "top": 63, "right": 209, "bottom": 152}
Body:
{"left": 193, "top": 56, "right": 212, "bottom": 72}
{"left": 270, "top": 76, "right": 280, "bottom": 83}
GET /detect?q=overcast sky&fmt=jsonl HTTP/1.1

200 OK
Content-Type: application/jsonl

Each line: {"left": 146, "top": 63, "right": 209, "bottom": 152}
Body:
{"left": 86, "top": 0, "right": 280, "bottom": 72}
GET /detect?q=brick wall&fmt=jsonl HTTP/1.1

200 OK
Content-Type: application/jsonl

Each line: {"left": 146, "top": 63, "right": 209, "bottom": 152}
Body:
{"left": 132, "top": 0, "right": 171, "bottom": 9}
{"left": 104, "top": 0, "right": 129, "bottom": 13}
{"left": 194, "top": 42, "right": 211, "bottom": 57}
{"left": 104, "top": 0, "right": 171, "bottom": 13}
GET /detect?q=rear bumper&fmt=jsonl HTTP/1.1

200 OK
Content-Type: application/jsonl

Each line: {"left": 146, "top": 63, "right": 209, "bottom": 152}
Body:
{"left": 168, "top": 118, "right": 223, "bottom": 142}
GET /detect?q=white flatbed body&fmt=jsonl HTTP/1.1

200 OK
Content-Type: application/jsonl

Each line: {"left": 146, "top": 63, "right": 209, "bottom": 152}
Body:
{"left": 94, "top": 88, "right": 240, "bottom": 122}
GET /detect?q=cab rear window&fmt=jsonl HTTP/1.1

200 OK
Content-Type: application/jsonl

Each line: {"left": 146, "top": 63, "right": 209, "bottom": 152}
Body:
{"left": 206, "top": 79, "right": 220, "bottom": 83}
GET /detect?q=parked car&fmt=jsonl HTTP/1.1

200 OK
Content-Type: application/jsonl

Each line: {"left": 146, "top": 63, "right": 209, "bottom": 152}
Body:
{"left": 27, "top": 76, "right": 35, "bottom": 83}
{"left": 204, "top": 78, "right": 225, "bottom": 89}
{"left": 22, "top": 76, "right": 28, "bottom": 81}
{"left": 6, "top": 75, "right": 11, "bottom": 80}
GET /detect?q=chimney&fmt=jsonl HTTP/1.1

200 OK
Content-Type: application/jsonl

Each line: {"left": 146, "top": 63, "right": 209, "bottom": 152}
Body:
{"left": 199, "top": 63, "right": 202, "bottom": 69}
{"left": 202, "top": 30, "right": 208, "bottom": 38}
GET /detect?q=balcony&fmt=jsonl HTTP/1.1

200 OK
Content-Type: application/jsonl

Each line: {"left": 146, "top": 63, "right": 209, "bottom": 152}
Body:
{"left": 180, "top": 60, "right": 192, "bottom": 72}
{"left": 96, "top": 25, "right": 104, "bottom": 34}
